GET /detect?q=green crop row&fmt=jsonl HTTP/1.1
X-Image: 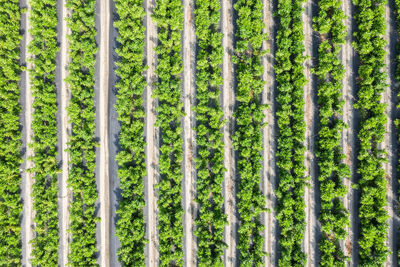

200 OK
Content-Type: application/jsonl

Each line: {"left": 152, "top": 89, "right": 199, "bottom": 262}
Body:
{"left": 0, "top": 0, "right": 22, "bottom": 265}
{"left": 352, "top": 0, "right": 389, "bottom": 265}
{"left": 152, "top": 0, "right": 185, "bottom": 265}
{"left": 274, "top": 0, "right": 307, "bottom": 265}
{"left": 313, "top": 0, "right": 349, "bottom": 266}
{"left": 114, "top": 0, "right": 147, "bottom": 265}
{"left": 28, "top": 0, "right": 60, "bottom": 264}
{"left": 232, "top": 0, "right": 267, "bottom": 265}
{"left": 193, "top": 0, "right": 227, "bottom": 265}
{"left": 65, "top": 0, "right": 99, "bottom": 264}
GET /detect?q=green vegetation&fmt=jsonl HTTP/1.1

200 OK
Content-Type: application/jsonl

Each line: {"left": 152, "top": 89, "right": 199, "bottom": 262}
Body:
{"left": 66, "top": 0, "right": 99, "bottom": 264}
{"left": 352, "top": 0, "right": 388, "bottom": 265}
{"left": 193, "top": 0, "right": 227, "bottom": 265}
{"left": 0, "top": 0, "right": 22, "bottom": 264}
{"left": 313, "top": 0, "right": 349, "bottom": 266}
{"left": 114, "top": 0, "right": 147, "bottom": 265}
{"left": 28, "top": 0, "right": 60, "bottom": 265}
{"left": 274, "top": 0, "right": 307, "bottom": 265}
{"left": 232, "top": 0, "right": 267, "bottom": 265}
{"left": 152, "top": 0, "right": 184, "bottom": 265}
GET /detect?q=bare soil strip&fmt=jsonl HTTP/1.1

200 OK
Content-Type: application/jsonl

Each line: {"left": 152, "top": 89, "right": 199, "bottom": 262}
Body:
{"left": 145, "top": 0, "right": 158, "bottom": 264}
{"left": 183, "top": 0, "right": 196, "bottom": 264}
{"left": 342, "top": 0, "right": 358, "bottom": 264}
{"left": 303, "top": 0, "right": 319, "bottom": 265}
{"left": 22, "top": 2, "right": 34, "bottom": 265}
{"left": 222, "top": 0, "right": 236, "bottom": 265}
{"left": 60, "top": 0, "right": 71, "bottom": 264}
{"left": 99, "top": 0, "right": 111, "bottom": 265}
{"left": 383, "top": 2, "right": 399, "bottom": 266}
{"left": 263, "top": 0, "right": 277, "bottom": 265}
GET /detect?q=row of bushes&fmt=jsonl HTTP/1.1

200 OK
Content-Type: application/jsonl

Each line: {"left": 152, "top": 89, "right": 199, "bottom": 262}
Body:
{"left": 232, "top": 0, "right": 268, "bottom": 265}
{"left": 275, "top": 0, "right": 307, "bottom": 265}
{"left": 152, "top": 0, "right": 185, "bottom": 265}
{"left": 114, "top": 0, "right": 147, "bottom": 265}
{"left": 0, "top": 0, "right": 23, "bottom": 264}
{"left": 352, "top": 0, "right": 389, "bottom": 265}
{"left": 193, "top": 0, "right": 227, "bottom": 265}
{"left": 28, "top": 0, "right": 60, "bottom": 264}
{"left": 65, "top": 0, "right": 99, "bottom": 264}
{"left": 313, "top": 0, "right": 349, "bottom": 265}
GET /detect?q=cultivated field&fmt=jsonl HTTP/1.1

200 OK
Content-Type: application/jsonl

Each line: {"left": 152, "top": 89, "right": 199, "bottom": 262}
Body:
{"left": 0, "top": 0, "right": 400, "bottom": 266}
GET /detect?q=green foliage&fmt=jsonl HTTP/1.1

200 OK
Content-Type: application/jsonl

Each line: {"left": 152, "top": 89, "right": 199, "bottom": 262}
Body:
{"left": 274, "top": 0, "right": 307, "bottom": 265}
{"left": 352, "top": 0, "right": 389, "bottom": 265}
{"left": 114, "top": 0, "right": 147, "bottom": 265}
{"left": 232, "top": 0, "right": 268, "bottom": 265}
{"left": 152, "top": 0, "right": 184, "bottom": 265}
{"left": 0, "top": 0, "right": 23, "bottom": 264}
{"left": 313, "top": 0, "right": 349, "bottom": 266}
{"left": 28, "top": 0, "right": 60, "bottom": 265}
{"left": 66, "top": 0, "right": 99, "bottom": 264}
{"left": 193, "top": 0, "right": 227, "bottom": 265}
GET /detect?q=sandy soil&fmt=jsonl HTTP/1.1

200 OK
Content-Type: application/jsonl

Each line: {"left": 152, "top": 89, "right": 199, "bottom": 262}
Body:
{"left": 221, "top": 0, "right": 237, "bottom": 265}
{"left": 98, "top": 0, "right": 111, "bottom": 265}
{"left": 21, "top": 1, "right": 34, "bottom": 265}
{"left": 262, "top": 0, "right": 278, "bottom": 265}
{"left": 108, "top": 1, "right": 121, "bottom": 265}
{"left": 182, "top": 0, "right": 196, "bottom": 264}
{"left": 58, "top": 0, "right": 71, "bottom": 264}
{"left": 383, "top": 2, "right": 399, "bottom": 266}
{"left": 144, "top": 0, "right": 159, "bottom": 263}
{"left": 342, "top": 0, "right": 361, "bottom": 265}
{"left": 303, "top": 0, "right": 320, "bottom": 265}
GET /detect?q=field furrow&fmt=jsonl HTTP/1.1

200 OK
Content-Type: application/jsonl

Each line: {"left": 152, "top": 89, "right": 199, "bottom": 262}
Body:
{"left": 262, "top": 0, "right": 278, "bottom": 265}
{"left": 221, "top": 0, "right": 236, "bottom": 266}
{"left": 144, "top": 0, "right": 158, "bottom": 264}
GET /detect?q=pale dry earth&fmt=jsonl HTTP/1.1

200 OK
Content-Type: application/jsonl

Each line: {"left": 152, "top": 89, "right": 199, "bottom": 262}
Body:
{"left": 383, "top": 1, "right": 399, "bottom": 266}
{"left": 21, "top": 0, "right": 34, "bottom": 265}
{"left": 342, "top": 0, "right": 357, "bottom": 265}
{"left": 262, "top": 0, "right": 278, "bottom": 265}
{"left": 98, "top": 0, "right": 111, "bottom": 265}
{"left": 221, "top": 0, "right": 237, "bottom": 265}
{"left": 57, "top": 0, "right": 71, "bottom": 264}
{"left": 183, "top": 0, "right": 196, "bottom": 264}
{"left": 303, "top": 0, "right": 320, "bottom": 265}
{"left": 144, "top": 0, "right": 159, "bottom": 264}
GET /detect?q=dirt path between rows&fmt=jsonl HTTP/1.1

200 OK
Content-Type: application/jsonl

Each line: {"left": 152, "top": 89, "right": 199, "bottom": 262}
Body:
{"left": 221, "top": 0, "right": 237, "bottom": 265}
{"left": 303, "top": 0, "right": 319, "bottom": 265}
{"left": 59, "top": 0, "right": 71, "bottom": 264}
{"left": 182, "top": 0, "right": 196, "bottom": 264}
{"left": 342, "top": 0, "right": 359, "bottom": 265}
{"left": 144, "top": 0, "right": 158, "bottom": 264}
{"left": 22, "top": 1, "right": 34, "bottom": 265}
{"left": 263, "top": 0, "right": 277, "bottom": 265}
{"left": 98, "top": 0, "right": 111, "bottom": 265}
{"left": 383, "top": 2, "right": 399, "bottom": 266}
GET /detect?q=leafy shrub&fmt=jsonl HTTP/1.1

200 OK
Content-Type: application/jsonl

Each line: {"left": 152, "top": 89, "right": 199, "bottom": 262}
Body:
{"left": 114, "top": 0, "right": 147, "bottom": 265}
{"left": 352, "top": 0, "right": 389, "bottom": 265}
{"left": 274, "top": 0, "right": 307, "bottom": 265}
{"left": 193, "top": 0, "right": 227, "bottom": 264}
{"left": 152, "top": 0, "right": 185, "bottom": 265}
{"left": 233, "top": 0, "right": 268, "bottom": 265}
{"left": 0, "top": 0, "right": 23, "bottom": 264}
{"left": 313, "top": 0, "right": 350, "bottom": 266}
{"left": 28, "top": 0, "right": 60, "bottom": 265}
{"left": 66, "top": 0, "right": 99, "bottom": 264}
